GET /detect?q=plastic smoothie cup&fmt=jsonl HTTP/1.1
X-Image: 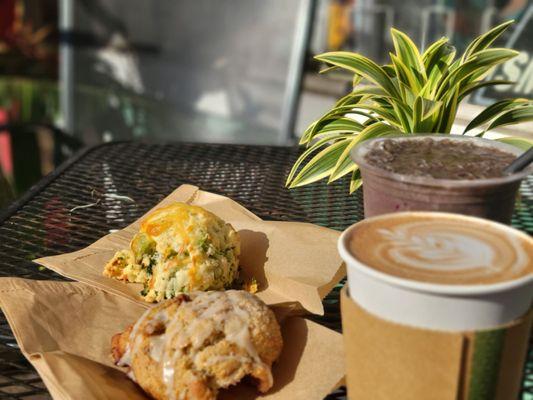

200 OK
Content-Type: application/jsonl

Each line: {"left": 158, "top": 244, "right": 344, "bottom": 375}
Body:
{"left": 351, "top": 135, "right": 533, "bottom": 224}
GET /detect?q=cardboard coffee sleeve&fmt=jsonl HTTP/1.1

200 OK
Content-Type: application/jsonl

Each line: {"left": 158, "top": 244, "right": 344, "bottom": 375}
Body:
{"left": 341, "top": 287, "right": 532, "bottom": 400}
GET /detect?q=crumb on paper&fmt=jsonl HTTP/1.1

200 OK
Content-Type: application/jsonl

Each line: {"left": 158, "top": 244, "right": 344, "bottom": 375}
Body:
{"left": 243, "top": 277, "right": 258, "bottom": 294}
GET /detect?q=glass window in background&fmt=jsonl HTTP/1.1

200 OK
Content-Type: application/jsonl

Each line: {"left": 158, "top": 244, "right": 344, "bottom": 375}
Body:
{"left": 61, "top": 0, "right": 312, "bottom": 146}
{"left": 306, "top": 0, "right": 532, "bottom": 136}
{"left": 313, "top": 0, "right": 530, "bottom": 62}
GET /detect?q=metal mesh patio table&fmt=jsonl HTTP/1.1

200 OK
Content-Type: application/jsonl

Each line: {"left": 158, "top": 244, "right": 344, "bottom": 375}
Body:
{"left": 0, "top": 142, "right": 531, "bottom": 399}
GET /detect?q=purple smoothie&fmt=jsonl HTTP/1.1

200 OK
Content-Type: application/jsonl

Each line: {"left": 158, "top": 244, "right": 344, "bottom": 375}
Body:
{"left": 351, "top": 135, "right": 532, "bottom": 224}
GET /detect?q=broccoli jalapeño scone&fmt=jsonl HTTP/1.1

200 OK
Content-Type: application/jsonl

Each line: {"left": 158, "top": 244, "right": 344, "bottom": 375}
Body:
{"left": 104, "top": 203, "right": 241, "bottom": 302}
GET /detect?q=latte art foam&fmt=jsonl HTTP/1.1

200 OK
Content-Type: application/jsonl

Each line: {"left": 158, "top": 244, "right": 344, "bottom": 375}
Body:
{"left": 349, "top": 215, "right": 533, "bottom": 285}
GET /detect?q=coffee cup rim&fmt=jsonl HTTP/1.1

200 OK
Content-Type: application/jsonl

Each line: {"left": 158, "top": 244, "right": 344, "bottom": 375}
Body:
{"left": 338, "top": 211, "right": 533, "bottom": 296}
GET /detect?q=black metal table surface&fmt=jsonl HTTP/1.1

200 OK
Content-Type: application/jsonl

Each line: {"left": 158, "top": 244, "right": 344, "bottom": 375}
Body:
{"left": 0, "top": 142, "right": 531, "bottom": 400}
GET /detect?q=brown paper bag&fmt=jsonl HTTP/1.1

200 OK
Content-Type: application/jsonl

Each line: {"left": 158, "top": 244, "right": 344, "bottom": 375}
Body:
{"left": 0, "top": 278, "right": 345, "bottom": 400}
{"left": 35, "top": 185, "right": 345, "bottom": 315}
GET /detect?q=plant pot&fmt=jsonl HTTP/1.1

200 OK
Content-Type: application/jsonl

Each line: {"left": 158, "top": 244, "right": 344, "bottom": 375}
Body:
{"left": 351, "top": 135, "right": 532, "bottom": 224}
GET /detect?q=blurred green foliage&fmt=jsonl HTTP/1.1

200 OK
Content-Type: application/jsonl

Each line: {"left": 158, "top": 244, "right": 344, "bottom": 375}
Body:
{"left": 0, "top": 76, "right": 59, "bottom": 124}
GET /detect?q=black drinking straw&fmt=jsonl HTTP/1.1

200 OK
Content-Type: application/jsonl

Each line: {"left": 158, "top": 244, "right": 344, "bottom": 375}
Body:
{"left": 503, "top": 147, "right": 533, "bottom": 174}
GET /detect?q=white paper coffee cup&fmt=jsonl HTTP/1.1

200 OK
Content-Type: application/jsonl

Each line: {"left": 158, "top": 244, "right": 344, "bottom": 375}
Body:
{"left": 338, "top": 212, "right": 533, "bottom": 331}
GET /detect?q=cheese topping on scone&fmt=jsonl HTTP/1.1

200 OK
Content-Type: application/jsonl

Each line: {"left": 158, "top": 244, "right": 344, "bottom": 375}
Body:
{"left": 104, "top": 203, "right": 240, "bottom": 302}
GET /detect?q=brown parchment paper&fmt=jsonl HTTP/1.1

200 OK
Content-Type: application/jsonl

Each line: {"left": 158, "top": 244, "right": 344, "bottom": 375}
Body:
{"left": 0, "top": 278, "right": 345, "bottom": 400}
{"left": 35, "top": 184, "right": 346, "bottom": 315}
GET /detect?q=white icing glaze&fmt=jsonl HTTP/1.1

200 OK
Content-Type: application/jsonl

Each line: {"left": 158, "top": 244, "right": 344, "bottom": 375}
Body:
{"left": 147, "top": 309, "right": 169, "bottom": 361}
{"left": 163, "top": 291, "right": 269, "bottom": 400}
{"left": 117, "top": 306, "right": 154, "bottom": 379}
{"left": 121, "top": 291, "right": 271, "bottom": 400}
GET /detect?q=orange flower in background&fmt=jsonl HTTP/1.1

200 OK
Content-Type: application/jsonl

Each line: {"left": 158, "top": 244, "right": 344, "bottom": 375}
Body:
{"left": 0, "top": 0, "right": 54, "bottom": 60}
{"left": 328, "top": 0, "right": 355, "bottom": 51}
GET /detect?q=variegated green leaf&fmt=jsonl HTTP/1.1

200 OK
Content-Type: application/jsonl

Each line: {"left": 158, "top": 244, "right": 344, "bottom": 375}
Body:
{"left": 334, "top": 92, "right": 363, "bottom": 108}
{"left": 495, "top": 136, "right": 533, "bottom": 151}
{"left": 436, "top": 48, "right": 518, "bottom": 99}
{"left": 315, "top": 52, "right": 401, "bottom": 99}
{"left": 463, "top": 98, "right": 530, "bottom": 133}
{"left": 300, "top": 105, "right": 371, "bottom": 144}
{"left": 314, "top": 117, "right": 365, "bottom": 135}
{"left": 312, "top": 104, "right": 375, "bottom": 128}
{"left": 287, "top": 133, "right": 349, "bottom": 185}
{"left": 459, "top": 80, "right": 513, "bottom": 100}
{"left": 398, "top": 82, "right": 418, "bottom": 105}
{"left": 391, "top": 28, "right": 426, "bottom": 80}
{"left": 334, "top": 85, "right": 390, "bottom": 108}
{"left": 353, "top": 85, "right": 391, "bottom": 97}
{"left": 300, "top": 120, "right": 320, "bottom": 145}
{"left": 420, "top": 60, "right": 448, "bottom": 98}
{"left": 463, "top": 65, "right": 499, "bottom": 85}
{"left": 350, "top": 168, "right": 362, "bottom": 193}
{"left": 391, "top": 101, "right": 414, "bottom": 132}
{"left": 438, "top": 87, "right": 459, "bottom": 133}
{"left": 412, "top": 96, "right": 442, "bottom": 132}
{"left": 300, "top": 119, "right": 360, "bottom": 145}
{"left": 412, "top": 96, "right": 423, "bottom": 130}
{"left": 390, "top": 53, "right": 422, "bottom": 94}
{"left": 382, "top": 64, "right": 396, "bottom": 78}
{"left": 363, "top": 118, "right": 380, "bottom": 126}
{"left": 421, "top": 98, "right": 442, "bottom": 119}
{"left": 319, "top": 65, "right": 340, "bottom": 74}
{"left": 328, "top": 138, "right": 359, "bottom": 183}
{"left": 462, "top": 20, "right": 514, "bottom": 61}
{"left": 422, "top": 38, "right": 455, "bottom": 72}
{"left": 353, "top": 73, "right": 362, "bottom": 88}
{"left": 329, "top": 123, "right": 402, "bottom": 182}
{"left": 287, "top": 139, "right": 353, "bottom": 188}
{"left": 485, "top": 106, "right": 533, "bottom": 132}
{"left": 346, "top": 104, "right": 402, "bottom": 126}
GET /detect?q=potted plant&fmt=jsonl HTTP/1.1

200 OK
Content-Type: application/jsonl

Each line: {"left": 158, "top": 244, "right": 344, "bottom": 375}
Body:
{"left": 286, "top": 21, "right": 532, "bottom": 196}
